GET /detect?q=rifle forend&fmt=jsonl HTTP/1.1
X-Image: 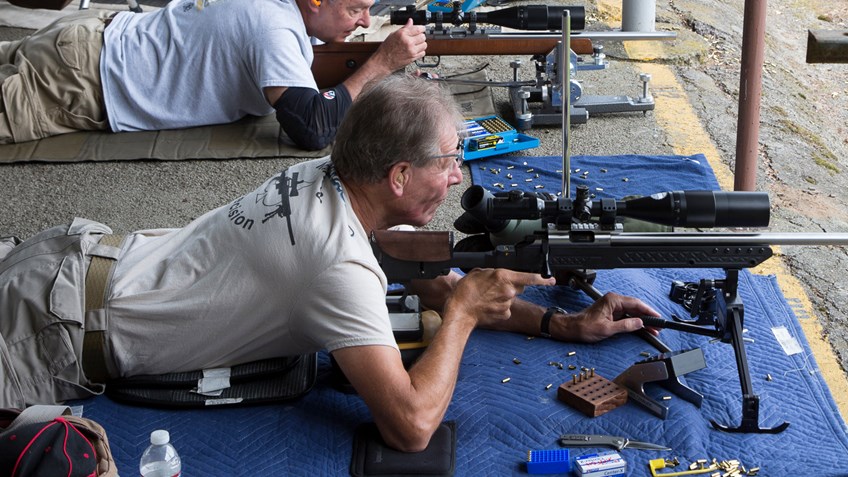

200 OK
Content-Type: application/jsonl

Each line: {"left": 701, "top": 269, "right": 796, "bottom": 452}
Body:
{"left": 311, "top": 36, "right": 592, "bottom": 89}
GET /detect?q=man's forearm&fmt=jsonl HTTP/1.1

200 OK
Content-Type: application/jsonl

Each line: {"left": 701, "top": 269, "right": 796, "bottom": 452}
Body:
{"left": 410, "top": 273, "right": 561, "bottom": 339}
{"left": 404, "top": 304, "right": 476, "bottom": 431}
{"left": 340, "top": 58, "right": 393, "bottom": 100}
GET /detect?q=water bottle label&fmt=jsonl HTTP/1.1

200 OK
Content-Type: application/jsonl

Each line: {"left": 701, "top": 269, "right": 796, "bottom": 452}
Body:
{"left": 140, "top": 461, "right": 181, "bottom": 477}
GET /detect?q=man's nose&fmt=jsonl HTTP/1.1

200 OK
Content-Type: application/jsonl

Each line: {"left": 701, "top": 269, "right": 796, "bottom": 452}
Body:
{"left": 450, "top": 166, "right": 464, "bottom": 185}
{"left": 358, "top": 9, "right": 371, "bottom": 28}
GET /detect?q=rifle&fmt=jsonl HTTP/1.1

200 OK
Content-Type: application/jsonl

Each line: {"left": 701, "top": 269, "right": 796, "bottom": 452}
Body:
{"left": 370, "top": 184, "right": 848, "bottom": 434}
{"left": 311, "top": 5, "right": 592, "bottom": 89}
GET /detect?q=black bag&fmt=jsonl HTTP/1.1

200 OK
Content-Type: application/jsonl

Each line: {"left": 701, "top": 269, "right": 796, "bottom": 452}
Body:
{"left": 106, "top": 354, "right": 317, "bottom": 408}
{"left": 0, "top": 405, "right": 117, "bottom": 477}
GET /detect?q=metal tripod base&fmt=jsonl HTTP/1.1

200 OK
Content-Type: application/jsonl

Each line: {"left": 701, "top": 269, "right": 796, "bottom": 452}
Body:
{"left": 79, "top": 0, "right": 142, "bottom": 12}
{"left": 509, "top": 94, "right": 653, "bottom": 130}
{"left": 574, "top": 95, "right": 655, "bottom": 115}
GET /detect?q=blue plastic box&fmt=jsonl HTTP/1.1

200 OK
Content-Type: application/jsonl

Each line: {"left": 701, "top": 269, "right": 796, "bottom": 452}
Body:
{"left": 526, "top": 448, "right": 570, "bottom": 474}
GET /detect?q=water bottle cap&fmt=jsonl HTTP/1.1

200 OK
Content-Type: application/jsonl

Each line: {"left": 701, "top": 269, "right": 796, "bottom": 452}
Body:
{"left": 150, "top": 430, "right": 170, "bottom": 446}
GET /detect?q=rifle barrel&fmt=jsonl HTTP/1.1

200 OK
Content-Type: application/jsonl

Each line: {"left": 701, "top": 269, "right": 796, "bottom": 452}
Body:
{"left": 548, "top": 232, "right": 848, "bottom": 246}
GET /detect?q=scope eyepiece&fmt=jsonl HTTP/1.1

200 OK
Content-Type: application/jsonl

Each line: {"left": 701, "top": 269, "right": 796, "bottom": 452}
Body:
{"left": 460, "top": 185, "right": 510, "bottom": 233}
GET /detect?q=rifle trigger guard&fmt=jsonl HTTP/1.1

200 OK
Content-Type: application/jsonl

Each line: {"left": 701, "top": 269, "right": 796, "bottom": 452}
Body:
{"left": 415, "top": 55, "right": 441, "bottom": 69}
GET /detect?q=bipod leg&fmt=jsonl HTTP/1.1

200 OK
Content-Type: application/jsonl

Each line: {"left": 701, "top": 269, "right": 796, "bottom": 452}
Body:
{"left": 710, "top": 271, "right": 789, "bottom": 434}
{"left": 562, "top": 269, "right": 672, "bottom": 354}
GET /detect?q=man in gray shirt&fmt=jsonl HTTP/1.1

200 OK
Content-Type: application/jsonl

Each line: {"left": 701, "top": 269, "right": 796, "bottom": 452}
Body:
{"left": 0, "top": 0, "right": 426, "bottom": 149}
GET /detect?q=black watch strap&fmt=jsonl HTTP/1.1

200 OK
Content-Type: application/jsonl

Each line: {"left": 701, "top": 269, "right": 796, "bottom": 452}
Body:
{"left": 540, "top": 306, "right": 566, "bottom": 338}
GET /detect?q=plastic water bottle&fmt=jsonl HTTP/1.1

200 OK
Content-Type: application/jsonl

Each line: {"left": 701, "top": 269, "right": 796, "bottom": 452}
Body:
{"left": 139, "top": 430, "right": 182, "bottom": 477}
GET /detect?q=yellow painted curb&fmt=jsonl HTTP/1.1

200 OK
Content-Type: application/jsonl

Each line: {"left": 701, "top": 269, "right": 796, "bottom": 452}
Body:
{"left": 619, "top": 39, "right": 848, "bottom": 420}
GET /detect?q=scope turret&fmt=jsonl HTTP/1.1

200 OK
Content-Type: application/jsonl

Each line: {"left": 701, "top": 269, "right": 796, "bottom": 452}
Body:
{"left": 390, "top": 5, "right": 586, "bottom": 32}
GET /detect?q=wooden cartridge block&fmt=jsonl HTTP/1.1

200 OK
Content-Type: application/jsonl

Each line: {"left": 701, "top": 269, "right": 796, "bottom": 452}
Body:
{"left": 557, "top": 373, "right": 628, "bottom": 417}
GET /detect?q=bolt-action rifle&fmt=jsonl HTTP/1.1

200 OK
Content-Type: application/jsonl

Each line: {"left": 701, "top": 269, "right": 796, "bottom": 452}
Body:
{"left": 370, "top": 184, "right": 848, "bottom": 434}
{"left": 311, "top": 5, "right": 590, "bottom": 89}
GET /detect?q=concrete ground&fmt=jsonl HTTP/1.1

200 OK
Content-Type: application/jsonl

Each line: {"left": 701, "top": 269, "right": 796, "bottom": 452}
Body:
{"left": 1, "top": 0, "right": 847, "bottom": 414}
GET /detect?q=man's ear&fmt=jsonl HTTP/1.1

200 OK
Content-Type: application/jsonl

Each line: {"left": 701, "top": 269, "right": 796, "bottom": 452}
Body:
{"left": 303, "top": 0, "right": 321, "bottom": 14}
{"left": 387, "top": 162, "right": 411, "bottom": 196}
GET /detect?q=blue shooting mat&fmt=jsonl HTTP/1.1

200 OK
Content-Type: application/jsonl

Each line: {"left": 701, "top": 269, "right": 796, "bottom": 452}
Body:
{"left": 72, "top": 154, "right": 848, "bottom": 476}
{"left": 468, "top": 154, "right": 722, "bottom": 197}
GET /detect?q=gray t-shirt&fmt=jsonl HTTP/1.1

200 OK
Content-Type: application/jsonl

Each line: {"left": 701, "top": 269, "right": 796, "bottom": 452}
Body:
{"left": 100, "top": 0, "right": 316, "bottom": 132}
{"left": 105, "top": 159, "right": 397, "bottom": 377}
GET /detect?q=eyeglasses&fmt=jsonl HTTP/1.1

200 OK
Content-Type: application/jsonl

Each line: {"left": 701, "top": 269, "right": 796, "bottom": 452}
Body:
{"left": 427, "top": 139, "right": 465, "bottom": 168}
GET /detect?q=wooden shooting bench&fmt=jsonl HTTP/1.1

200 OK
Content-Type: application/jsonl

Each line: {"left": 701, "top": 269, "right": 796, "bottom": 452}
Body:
{"left": 806, "top": 29, "right": 848, "bottom": 63}
{"left": 312, "top": 36, "right": 593, "bottom": 89}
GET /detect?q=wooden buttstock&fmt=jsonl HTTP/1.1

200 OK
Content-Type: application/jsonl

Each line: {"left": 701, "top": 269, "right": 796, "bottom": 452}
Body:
{"left": 312, "top": 37, "right": 593, "bottom": 89}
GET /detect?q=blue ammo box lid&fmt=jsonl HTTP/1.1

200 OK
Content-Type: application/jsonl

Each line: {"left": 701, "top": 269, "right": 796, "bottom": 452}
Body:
{"left": 526, "top": 449, "right": 570, "bottom": 474}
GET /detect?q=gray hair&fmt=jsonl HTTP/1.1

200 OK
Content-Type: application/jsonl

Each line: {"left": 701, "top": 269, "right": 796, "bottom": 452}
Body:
{"left": 332, "top": 74, "right": 465, "bottom": 184}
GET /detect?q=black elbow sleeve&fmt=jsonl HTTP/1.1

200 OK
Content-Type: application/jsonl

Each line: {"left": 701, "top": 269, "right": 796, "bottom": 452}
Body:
{"left": 273, "top": 86, "right": 352, "bottom": 150}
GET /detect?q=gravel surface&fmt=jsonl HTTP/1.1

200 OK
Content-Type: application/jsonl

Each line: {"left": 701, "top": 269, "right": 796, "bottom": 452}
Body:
{"left": 656, "top": 0, "right": 848, "bottom": 374}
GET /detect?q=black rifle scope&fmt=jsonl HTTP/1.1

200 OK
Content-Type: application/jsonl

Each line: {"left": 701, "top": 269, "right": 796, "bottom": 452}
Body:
{"left": 461, "top": 185, "right": 771, "bottom": 234}
{"left": 390, "top": 5, "right": 586, "bottom": 32}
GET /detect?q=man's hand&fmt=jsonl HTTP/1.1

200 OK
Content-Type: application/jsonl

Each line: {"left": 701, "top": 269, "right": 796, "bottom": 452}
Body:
{"left": 554, "top": 292, "right": 661, "bottom": 343}
{"left": 370, "top": 19, "right": 427, "bottom": 74}
{"left": 341, "top": 20, "right": 427, "bottom": 99}
{"left": 332, "top": 268, "right": 552, "bottom": 452}
{"left": 445, "top": 269, "right": 556, "bottom": 327}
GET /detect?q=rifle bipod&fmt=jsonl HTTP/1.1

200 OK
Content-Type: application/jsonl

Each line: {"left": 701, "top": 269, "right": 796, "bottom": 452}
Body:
{"left": 560, "top": 268, "right": 789, "bottom": 434}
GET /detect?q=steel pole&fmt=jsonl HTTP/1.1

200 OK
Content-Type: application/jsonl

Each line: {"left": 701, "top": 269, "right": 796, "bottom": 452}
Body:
{"left": 734, "top": 0, "right": 767, "bottom": 191}
{"left": 561, "top": 10, "right": 571, "bottom": 198}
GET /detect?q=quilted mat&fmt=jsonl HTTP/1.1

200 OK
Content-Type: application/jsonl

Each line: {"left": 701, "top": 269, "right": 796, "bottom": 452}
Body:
{"left": 71, "top": 154, "right": 848, "bottom": 475}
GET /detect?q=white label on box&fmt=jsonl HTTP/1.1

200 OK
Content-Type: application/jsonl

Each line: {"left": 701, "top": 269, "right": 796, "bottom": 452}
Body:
{"left": 576, "top": 451, "right": 626, "bottom": 477}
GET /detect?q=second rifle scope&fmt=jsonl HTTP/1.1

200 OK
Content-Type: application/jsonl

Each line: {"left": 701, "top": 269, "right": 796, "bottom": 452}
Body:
{"left": 390, "top": 5, "right": 586, "bottom": 32}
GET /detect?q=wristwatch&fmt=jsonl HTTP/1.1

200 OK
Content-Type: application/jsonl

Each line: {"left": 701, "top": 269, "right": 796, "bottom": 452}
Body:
{"left": 540, "top": 306, "right": 566, "bottom": 338}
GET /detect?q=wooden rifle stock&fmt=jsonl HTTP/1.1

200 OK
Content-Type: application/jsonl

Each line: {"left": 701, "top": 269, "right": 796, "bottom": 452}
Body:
{"left": 312, "top": 37, "right": 593, "bottom": 89}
